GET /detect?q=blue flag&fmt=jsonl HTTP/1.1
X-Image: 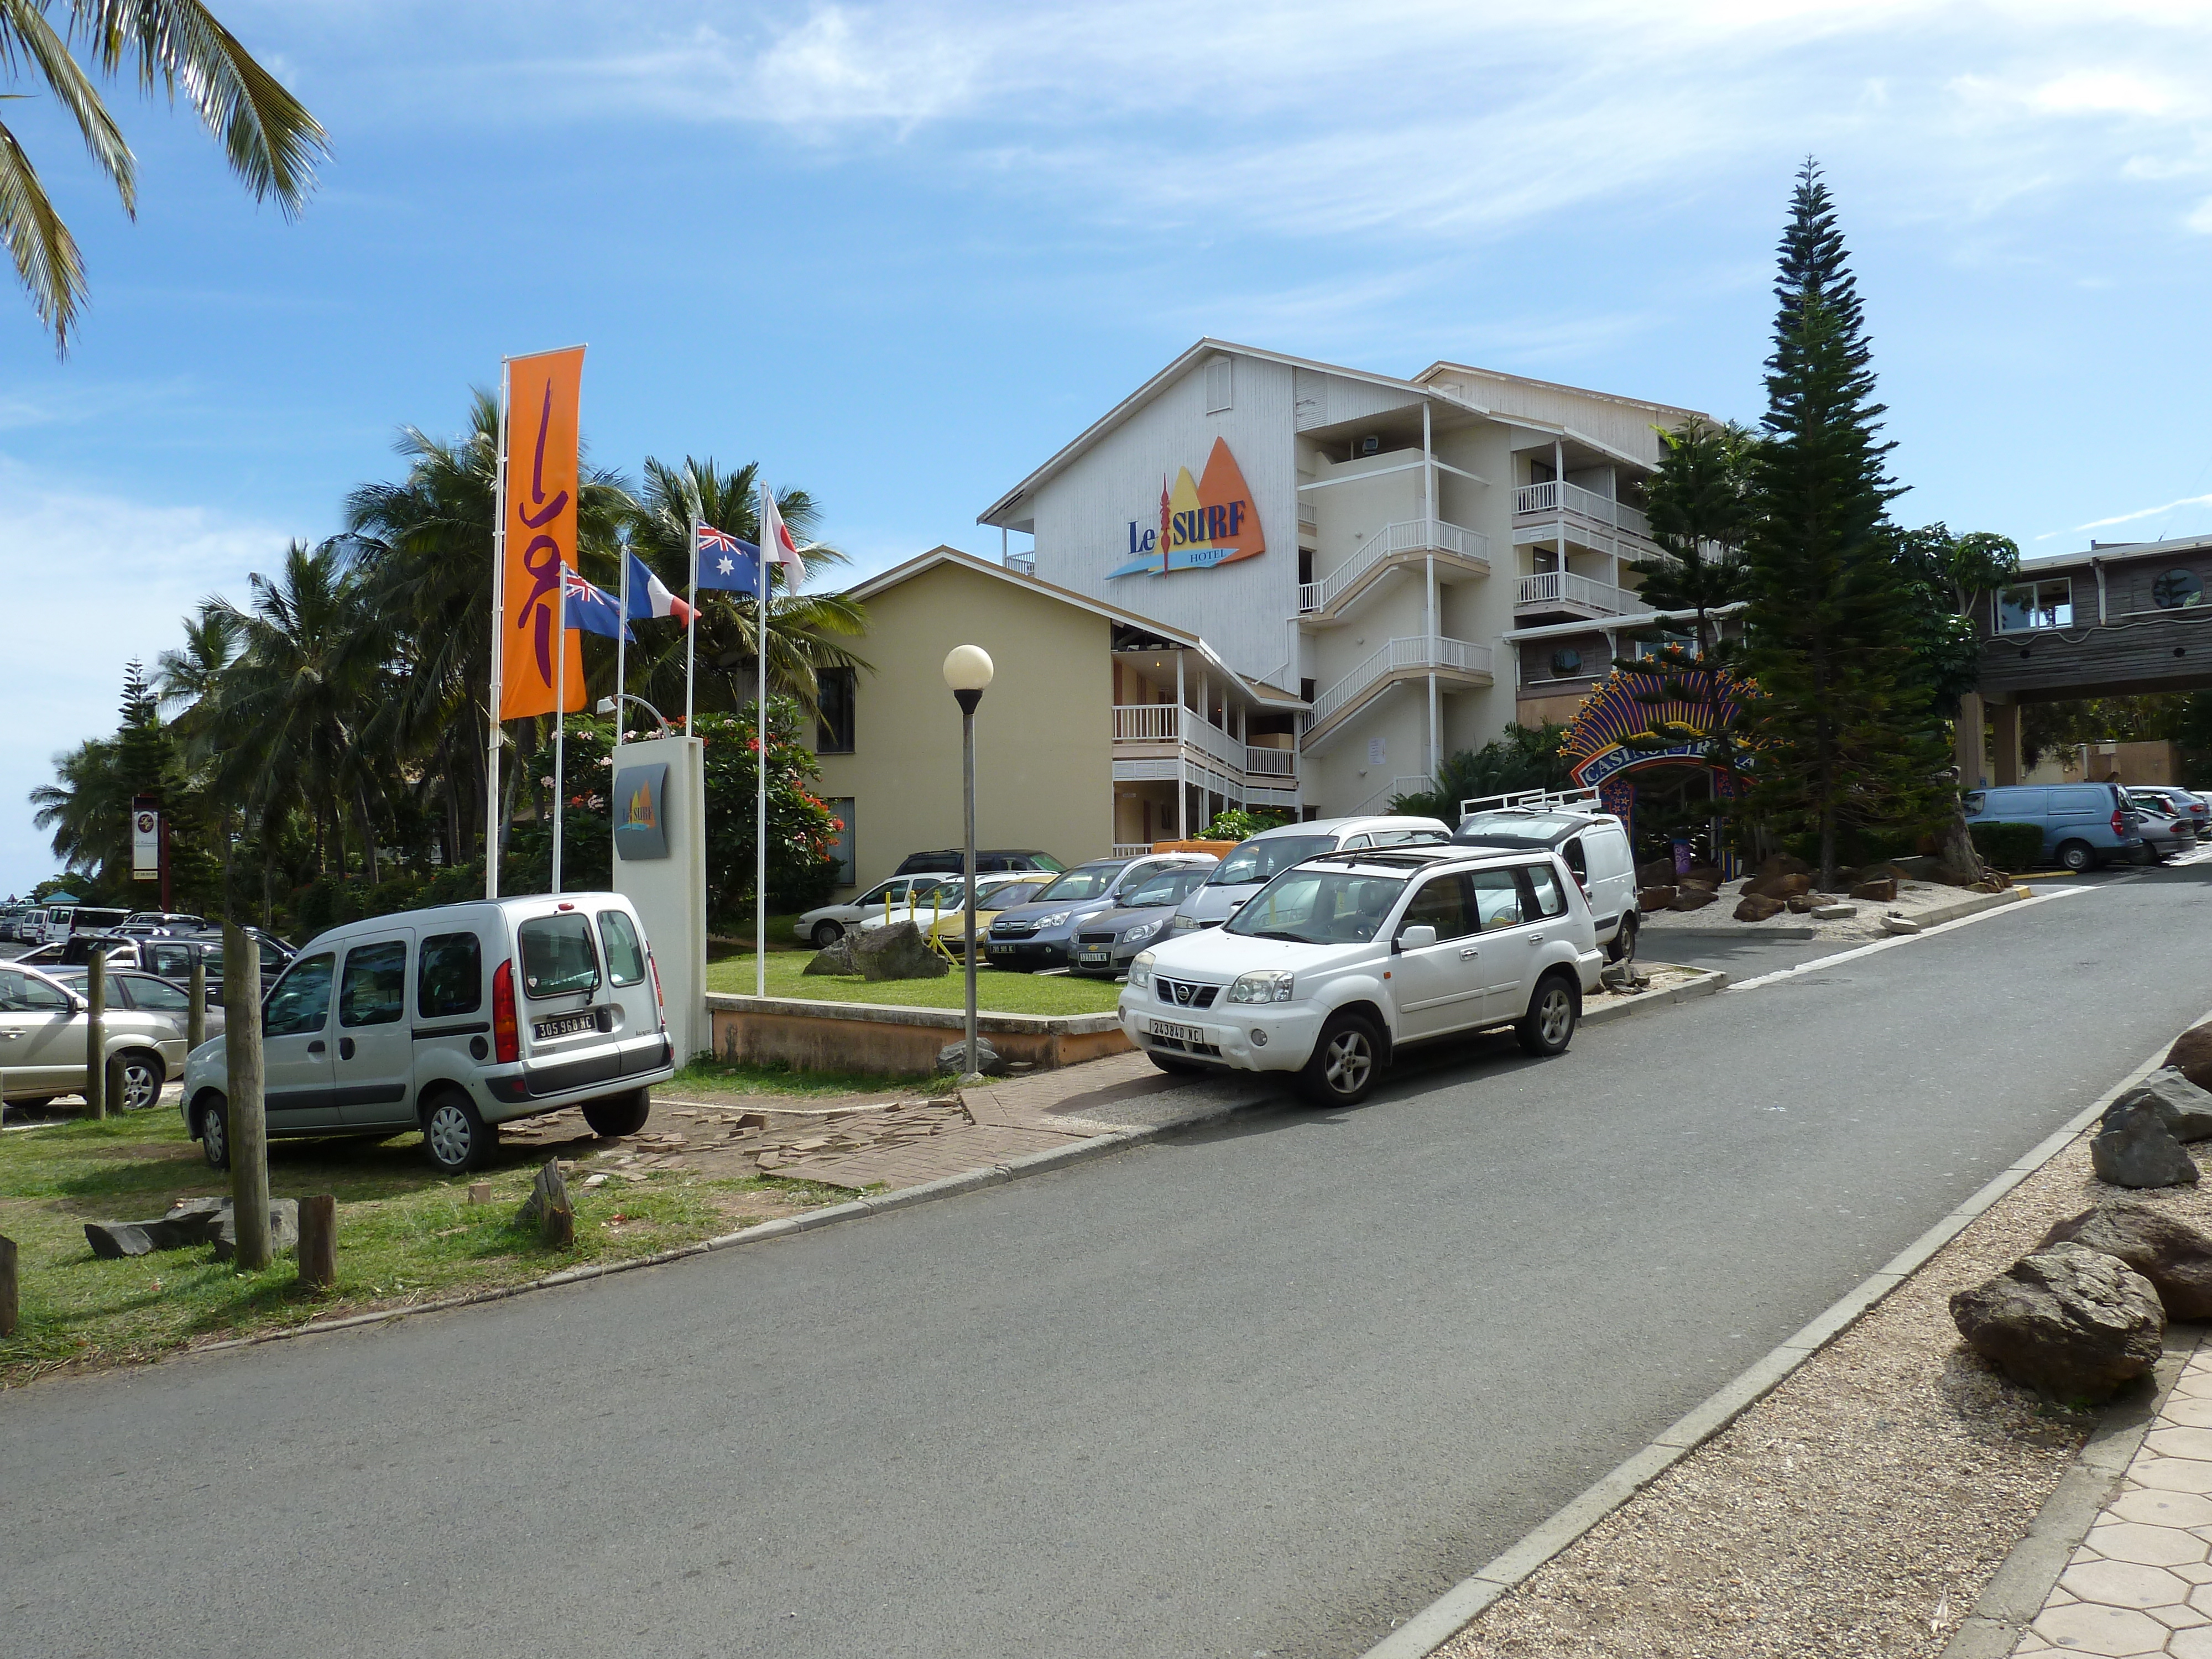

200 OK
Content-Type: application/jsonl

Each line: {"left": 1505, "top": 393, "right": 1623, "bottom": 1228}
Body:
{"left": 696, "top": 523, "right": 761, "bottom": 594}
{"left": 562, "top": 570, "right": 633, "bottom": 641}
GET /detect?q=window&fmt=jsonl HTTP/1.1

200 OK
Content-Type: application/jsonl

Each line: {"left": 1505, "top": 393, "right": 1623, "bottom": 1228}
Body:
{"left": 1996, "top": 578, "right": 2073, "bottom": 633}
{"left": 1469, "top": 868, "right": 1526, "bottom": 930}
{"left": 1562, "top": 838, "right": 1588, "bottom": 884}
{"left": 518, "top": 915, "right": 601, "bottom": 1000}
{"left": 1034, "top": 865, "right": 1121, "bottom": 902}
{"left": 1548, "top": 648, "right": 1583, "bottom": 680}
{"left": 1123, "top": 869, "right": 1206, "bottom": 908}
{"left": 1520, "top": 863, "right": 1569, "bottom": 919}
{"left": 0, "top": 968, "right": 67, "bottom": 1013}
{"left": 418, "top": 932, "right": 483, "bottom": 1018}
{"left": 264, "top": 953, "right": 335, "bottom": 1037}
{"left": 827, "top": 800, "right": 855, "bottom": 885}
{"left": 338, "top": 941, "right": 408, "bottom": 1029}
{"left": 817, "top": 668, "right": 856, "bottom": 753}
{"left": 598, "top": 911, "right": 646, "bottom": 987}
{"left": 1210, "top": 835, "right": 1333, "bottom": 886}
{"left": 1634, "top": 632, "right": 1697, "bottom": 660}
{"left": 147, "top": 945, "right": 194, "bottom": 979}
{"left": 1399, "top": 874, "right": 1475, "bottom": 942}
{"left": 1226, "top": 870, "right": 1407, "bottom": 944}
{"left": 1206, "top": 356, "right": 1233, "bottom": 414}
{"left": 127, "top": 977, "right": 191, "bottom": 1012}
{"left": 2154, "top": 569, "right": 2204, "bottom": 611}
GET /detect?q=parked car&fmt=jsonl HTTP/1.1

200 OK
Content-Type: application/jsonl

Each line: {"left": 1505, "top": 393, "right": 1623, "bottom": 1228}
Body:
{"left": 12, "top": 937, "right": 135, "bottom": 969}
{"left": 2130, "top": 786, "right": 2209, "bottom": 843}
{"left": 181, "top": 891, "right": 675, "bottom": 1175}
{"left": 11, "top": 909, "right": 47, "bottom": 947}
{"left": 1068, "top": 864, "right": 1217, "bottom": 978}
{"left": 118, "top": 911, "right": 207, "bottom": 937}
{"left": 1961, "top": 783, "right": 2146, "bottom": 873}
{"left": 0, "top": 961, "right": 190, "bottom": 1113}
{"left": 1121, "top": 844, "right": 1603, "bottom": 1107}
{"left": 927, "top": 878, "right": 1053, "bottom": 958}
{"left": 2125, "top": 790, "right": 2199, "bottom": 859}
{"left": 0, "top": 905, "right": 28, "bottom": 943}
{"left": 1170, "top": 816, "right": 1454, "bottom": 933}
{"left": 851, "top": 872, "right": 1040, "bottom": 937}
{"left": 987, "top": 853, "right": 1219, "bottom": 971}
{"left": 24, "top": 904, "right": 129, "bottom": 946}
{"left": 46, "top": 966, "right": 225, "bottom": 1044}
{"left": 1453, "top": 799, "right": 1641, "bottom": 964}
{"left": 793, "top": 874, "right": 975, "bottom": 951}
{"left": 892, "top": 848, "right": 1065, "bottom": 879}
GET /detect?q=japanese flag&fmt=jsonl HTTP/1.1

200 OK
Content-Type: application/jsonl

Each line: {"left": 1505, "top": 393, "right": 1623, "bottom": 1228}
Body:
{"left": 760, "top": 489, "right": 805, "bottom": 592}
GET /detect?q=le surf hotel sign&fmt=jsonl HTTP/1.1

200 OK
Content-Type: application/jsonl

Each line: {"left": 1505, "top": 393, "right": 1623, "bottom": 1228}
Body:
{"left": 1108, "top": 437, "right": 1265, "bottom": 579}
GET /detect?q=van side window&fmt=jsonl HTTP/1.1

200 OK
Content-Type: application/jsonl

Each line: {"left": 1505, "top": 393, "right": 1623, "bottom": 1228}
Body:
{"left": 339, "top": 941, "right": 408, "bottom": 1029}
{"left": 1520, "top": 863, "right": 1570, "bottom": 919}
{"left": 518, "top": 915, "right": 601, "bottom": 999}
{"left": 597, "top": 911, "right": 646, "bottom": 987}
{"left": 265, "top": 953, "right": 335, "bottom": 1037}
{"left": 1562, "top": 838, "right": 1588, "bottom": 883}
{"left": 418, "top": 932, "right": 483, "bottom": 1018}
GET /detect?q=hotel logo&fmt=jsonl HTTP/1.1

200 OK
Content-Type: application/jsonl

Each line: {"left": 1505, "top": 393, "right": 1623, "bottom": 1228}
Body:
{"left": 1108, "top": 437, "right": 1265, "bottom": 578}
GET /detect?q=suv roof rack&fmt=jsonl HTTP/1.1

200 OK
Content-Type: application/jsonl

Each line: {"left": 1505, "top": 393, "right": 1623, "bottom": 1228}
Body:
{"left": 1458, "top": 787, "right": 1605, "bottom": 820}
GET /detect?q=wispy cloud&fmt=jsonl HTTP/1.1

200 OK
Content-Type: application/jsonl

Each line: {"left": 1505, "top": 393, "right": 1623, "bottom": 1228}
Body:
{"left": 2031, "top": 493, "right": 2212, "bottom": 541}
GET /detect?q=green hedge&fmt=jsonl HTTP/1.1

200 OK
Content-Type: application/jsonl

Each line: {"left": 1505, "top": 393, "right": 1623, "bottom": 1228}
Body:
{"left": 1969, "top": 820, "right": 2044, "bottom": 872}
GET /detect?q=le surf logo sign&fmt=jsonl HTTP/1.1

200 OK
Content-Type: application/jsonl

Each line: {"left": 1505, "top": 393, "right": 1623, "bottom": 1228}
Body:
{"left": 1108, "top": 437, "right": 1265, "bottom": 578}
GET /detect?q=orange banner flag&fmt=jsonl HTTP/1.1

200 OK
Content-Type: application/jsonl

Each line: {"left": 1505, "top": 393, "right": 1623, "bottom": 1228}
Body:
{"left": 498, "top": 346, "right": 586, "bottom": 721}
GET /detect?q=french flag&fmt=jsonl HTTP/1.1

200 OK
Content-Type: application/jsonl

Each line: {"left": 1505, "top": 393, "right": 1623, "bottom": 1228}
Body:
{"left": 627, "top": 551, "right": 696, "bottom": 625}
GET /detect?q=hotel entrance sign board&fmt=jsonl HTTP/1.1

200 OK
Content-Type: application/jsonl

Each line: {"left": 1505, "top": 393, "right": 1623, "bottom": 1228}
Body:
{"left": 1109, "top": 437, "right": 1265, "bottom": 579}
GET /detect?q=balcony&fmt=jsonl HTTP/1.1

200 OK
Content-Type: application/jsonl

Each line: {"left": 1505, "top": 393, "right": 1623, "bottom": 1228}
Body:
{"left": 1512, "top": 479, "right": 1655, "bottom": 555}
{"left": 1302, "top": 635, "right": 1494, "bottom": 751}
{"left": 1004, "top": 550, "right": 1036, "bottom": 577}
{"left": 1295, "top": 517, "right": 1490, "bottom": 626}
{"left": 1113, "top": 705, "right": 1298, "bottom": 797}
{"left": 1514, "top": 568, "right": 1627, "bottom": 619}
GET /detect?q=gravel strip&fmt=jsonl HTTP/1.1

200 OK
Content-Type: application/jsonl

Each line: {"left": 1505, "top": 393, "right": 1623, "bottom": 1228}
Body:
{"left": 1438, "top": 1121, "right": 2212, "bottom": 1658}
{"left": 1640, "top": 878, "right": 2018, "bottom": 946}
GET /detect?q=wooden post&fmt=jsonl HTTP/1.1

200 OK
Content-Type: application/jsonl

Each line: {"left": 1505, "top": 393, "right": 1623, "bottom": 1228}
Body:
{"left": 223, "top": 921, "right": 272, "bottom": 1270}
{"left": 296, "top": 1194, "right": 336, "bottom": 1290}
{"left": 84, "top": 953, "right": 106, "bottom": 1120}
{"left": 186, "top": 954, "right": 207, "bottom": 1054}
{"left": 0, "top": 1233, "right": 17, "bottom": 1337}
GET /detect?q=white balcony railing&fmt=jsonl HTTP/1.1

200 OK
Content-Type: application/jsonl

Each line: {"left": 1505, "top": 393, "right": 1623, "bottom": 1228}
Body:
{"left": 1112, "top": 842, "right": 1153, "bottom": 858}
{"left": 1515, "top": 570, "right": 1625, "bottom": 614}
{"left": 1112, "top": 703, "right": 1249, "bottom": 774}
{"left": 1004, "top": 550, "right": 1036, "bottom": 576}
{"left": 1513, "top": 479, "right": 1652, "bottom": 541}
{"left": 1307, "top": 635, "right": 1493, "bottom": 729}
{"left": 1245, "top": 746, "right": 1295, "bottom": 776}
{"left": 1295, "top": 518, "right": 1490, "bottom": 615}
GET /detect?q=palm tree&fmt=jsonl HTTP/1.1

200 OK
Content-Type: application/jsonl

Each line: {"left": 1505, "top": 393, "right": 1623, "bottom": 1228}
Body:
{"left": 28, "top": 733, "right": 128, "bottom": 881}
{"left": 624, "top": 455, "right": 869, "bottom": 724}
{"left": 3, "top": 0, "right": 329, "bottom": 349}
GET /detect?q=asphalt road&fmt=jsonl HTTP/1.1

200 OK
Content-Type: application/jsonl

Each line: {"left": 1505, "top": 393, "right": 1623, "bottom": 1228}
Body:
{"left": 10, "top": 863, "right": 2212, "bottom": 1659}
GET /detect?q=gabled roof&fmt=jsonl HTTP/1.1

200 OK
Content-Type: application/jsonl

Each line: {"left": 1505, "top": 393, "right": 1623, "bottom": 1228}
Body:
{"left": 2021, "top": 530, "right": 2212, "bottom": 571}
{"left": 1415, "top": 360, "right": 1707, "bottom": 424}
{"left": 843, "top": 545, "right": 1307, "bottom": 707}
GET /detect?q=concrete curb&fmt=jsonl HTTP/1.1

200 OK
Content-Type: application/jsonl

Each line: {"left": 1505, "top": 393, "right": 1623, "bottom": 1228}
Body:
{"left": 1938, "top": 1329, "right": 2200, "bottom": 1658}
{"left": 1636, "top": 885, "right": 2027, "bottom": 951}
{"left": 1582, "top": 968, "right": 1728, "bottom": 1026}
{"left": 1357, "top": 1011, "right": 2194, "bottom": 1659}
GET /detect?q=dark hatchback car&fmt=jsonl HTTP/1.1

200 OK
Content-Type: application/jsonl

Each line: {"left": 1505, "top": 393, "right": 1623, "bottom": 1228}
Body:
{"left": 985, "top": 855, "right": 1212, "bottom": 971}
{"left": 1068, "top": 865, "right": 1216, "bottom": 978}
{"left": 894, "top": 848, "right": 1066, "bottom": 878}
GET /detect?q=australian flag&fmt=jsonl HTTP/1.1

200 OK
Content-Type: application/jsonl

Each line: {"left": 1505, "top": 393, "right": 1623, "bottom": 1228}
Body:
{"left": 561, "top": 570, "right": 633, "bottom": 641}
{"left": 696, "top": 523, "right": 761, "bottom": 595}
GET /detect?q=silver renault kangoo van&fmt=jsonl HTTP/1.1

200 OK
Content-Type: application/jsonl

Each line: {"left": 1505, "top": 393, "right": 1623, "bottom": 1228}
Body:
{"left": 180, "top": 892, "right": 675, "bottom": 1174}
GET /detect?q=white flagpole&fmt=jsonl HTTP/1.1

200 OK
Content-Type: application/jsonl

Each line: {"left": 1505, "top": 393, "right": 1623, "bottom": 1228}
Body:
{"left": 486, "top": 358, "right": 512, "bottom": 901}
{"left": 552, "top": 570, "right": 566, "bottom": 895}
{"left": 685, "top": 505, "right": 699, "bottom": 734}
{"left": 615, "top": 544, "right": 629, "bottom": 748}
{"left": 757, "top": 485, "right": 769, "bottom": 999}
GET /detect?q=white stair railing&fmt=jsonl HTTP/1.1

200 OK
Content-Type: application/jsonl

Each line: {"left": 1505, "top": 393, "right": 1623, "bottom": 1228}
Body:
{"left": 1307, "top": 636, "right": 1493, "bottom": 728}
{"left": 1296, "top": 519, "right": 1490, "bottom": 615}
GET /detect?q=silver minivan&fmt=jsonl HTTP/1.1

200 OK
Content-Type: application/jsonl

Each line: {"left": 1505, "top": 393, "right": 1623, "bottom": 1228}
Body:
{"left": 1169, "top": 815, "right": 1453, "bottom": 932}
{"left": 180, "top": 892, "right": 675, "bottom": 1175}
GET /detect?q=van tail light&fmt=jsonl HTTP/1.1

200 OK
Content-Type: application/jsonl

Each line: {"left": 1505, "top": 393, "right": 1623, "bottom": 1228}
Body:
{"left": 492, "top": 960, "right": 519, "bottom": 1064}
{"left": 2113, "top": 808, "right": 2128, "bottom": 838}
{"left": 646, "top": 949, "right": 666, "bottom": 1032}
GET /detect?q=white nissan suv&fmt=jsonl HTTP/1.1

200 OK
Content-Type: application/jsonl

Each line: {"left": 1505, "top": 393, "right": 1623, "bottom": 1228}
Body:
{"left": 1119, "top": 846, "right": 1603, "bottom": 1107}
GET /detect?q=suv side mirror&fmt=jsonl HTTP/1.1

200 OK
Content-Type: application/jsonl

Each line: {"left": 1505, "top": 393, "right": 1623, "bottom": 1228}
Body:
{"left": 1395, "top": 924, "right": 1437, "bottom": 952}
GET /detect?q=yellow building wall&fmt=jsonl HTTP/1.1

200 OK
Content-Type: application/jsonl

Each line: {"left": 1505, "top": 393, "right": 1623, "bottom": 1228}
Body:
{"left": 813, "top": 561, "right": 1117, "bottom": 893}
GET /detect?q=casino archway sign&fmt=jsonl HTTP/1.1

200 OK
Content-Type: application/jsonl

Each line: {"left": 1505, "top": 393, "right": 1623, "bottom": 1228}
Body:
{"left": 1561, "top": 661, "right": 1756, "bottom": 854}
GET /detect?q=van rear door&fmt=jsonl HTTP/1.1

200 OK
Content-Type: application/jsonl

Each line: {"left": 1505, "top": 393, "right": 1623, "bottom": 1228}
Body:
{"left": 593, "top": 904, "right": 669, "bottom": 1073}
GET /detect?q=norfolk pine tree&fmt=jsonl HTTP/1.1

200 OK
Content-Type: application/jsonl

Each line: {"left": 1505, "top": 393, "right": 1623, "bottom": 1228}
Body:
{"left": 1741, "top": 163, "right": 1951, "bottom": 889}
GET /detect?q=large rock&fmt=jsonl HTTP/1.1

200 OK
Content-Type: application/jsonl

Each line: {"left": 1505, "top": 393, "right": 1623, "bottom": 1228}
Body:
{"left": 2038, "top": 1200, "right": 2212, "bottom": 1319}
{"left": 2112, "top": 1069, "right": 2212, "bottom": 1144}
{"left": 1668, "top": 886, "right": 1717, "bottom": 912}
{"left": 208, "top": 1198, "right": 301, "bottom": 1262}
{"left": 1758, "top": 854, "right": 1812, "bottom": 879}
{"left": 937, "top": 1037, "right": 1006, "bottom": 1077}
{"left": 1636, "top": 858, "right": 1677, "bottom": 886}
{"left": 853, "top": 921, "right": 949, "bottom": 981}
{"left": 1740, "top": 871, "right": 1812, "bottom": 900}
{"left": 1950, "top": 1241, "right": 2164, "bottom": 1401}
{"left": 85, "top": 1196, "right": 290, "bottom": 1261}
{"left": 1683, "top": 865, "right": 1723, "bottom": 891}
{"left": 1639, "top": 886, "right": 1677, "bottom": 912}
{"left": 1733, "top": 894, "right": 1786, "bottom": 922}
{"left": 2166, "top": 1024, "right": 2212, "bottom": 1093}
{"left": 2091, "top": 1100, "right": 2201, "bottom": 1189}
{"left": 1849, "top": 877, "right": 1898, "bottom": 902}
{"left": 802, "top": 933, "right": 859, "bottom": 975}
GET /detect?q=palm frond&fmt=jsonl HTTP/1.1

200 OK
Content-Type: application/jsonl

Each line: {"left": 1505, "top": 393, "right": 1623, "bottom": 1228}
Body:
{"left": 0, "top": 116, "right": 86, "bottom": 348}
{"left": 0, "top": 0, "right": 134, "bottom": 211}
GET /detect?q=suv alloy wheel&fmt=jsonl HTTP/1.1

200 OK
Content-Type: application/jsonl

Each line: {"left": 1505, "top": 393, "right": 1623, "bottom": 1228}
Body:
{"left": 1300, "top": 1011, "right": 1382, "bottom": 1107}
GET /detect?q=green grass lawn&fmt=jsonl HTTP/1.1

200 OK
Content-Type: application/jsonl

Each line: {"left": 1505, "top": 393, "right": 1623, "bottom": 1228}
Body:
{"left": 704, "top": 951, "right": 1124, "bottom": 1015}
{"left": 0, "top": 1107, "right": 847, "bottom": 1386}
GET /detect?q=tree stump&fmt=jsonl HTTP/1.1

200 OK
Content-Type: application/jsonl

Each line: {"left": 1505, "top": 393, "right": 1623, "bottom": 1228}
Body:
{"left": 0, "top": 1234, "right": 17, "bottom": 1337}
{"left": 515, "top": 1158, "right": 573, "bottom": 1248}
{"left": 297, "top": 1194, "right": 336, "bottom": 1290}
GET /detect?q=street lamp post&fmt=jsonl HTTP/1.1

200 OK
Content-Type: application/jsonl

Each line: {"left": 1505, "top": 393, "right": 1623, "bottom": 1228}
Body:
{"left": 942, "top": 645, "right": 995, "bottom": 1077}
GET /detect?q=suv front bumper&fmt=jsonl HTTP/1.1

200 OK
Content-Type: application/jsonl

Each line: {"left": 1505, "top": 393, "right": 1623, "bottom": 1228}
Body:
{"left": 1116, "top": 989, "right": 1323, "bottom": 1076}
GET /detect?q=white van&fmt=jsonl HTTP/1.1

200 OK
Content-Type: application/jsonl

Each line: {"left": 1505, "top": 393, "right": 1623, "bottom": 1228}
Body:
{"left": 1170, "top": 816, "right": 1453, "bottom": 933}
{"left": 179, "top": 892, "right": 675, "bottom": 1175}
{"left": 1453, "top": 792, "right": 1641, "bottom": 963}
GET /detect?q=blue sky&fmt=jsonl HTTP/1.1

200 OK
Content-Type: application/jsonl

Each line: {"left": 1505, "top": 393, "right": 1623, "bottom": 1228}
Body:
{"left": 6, "top": 0, "right": 2212, "bottom": 894}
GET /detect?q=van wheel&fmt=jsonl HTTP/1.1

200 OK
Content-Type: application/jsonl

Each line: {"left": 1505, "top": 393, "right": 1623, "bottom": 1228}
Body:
{"left": 421, "top": 1091, "right": 494, "bottom": 1175}
{"left": 811, "top": 921, "right": 843, "bottom": 949}
{"left": 2057, "top": 840, "right": 2095, "bottom": 873}
{"left": 1606, "top": 913, "right": 1639, "bottom": 967}
{"left": 583, "top": 1087, "right": 651, "bottom": 1138}
{"left": 109, "top": 1050, "right": 163, "bottom": 1113}
{"left": 198, "top": 1095, "right": 231, "bottom": 1170}
{"left": 1517, "top": 972, "right": 1580, "bottom": 1057}
{"left": 1300, "top": 1011, "right": 1381, "bottom": 1107}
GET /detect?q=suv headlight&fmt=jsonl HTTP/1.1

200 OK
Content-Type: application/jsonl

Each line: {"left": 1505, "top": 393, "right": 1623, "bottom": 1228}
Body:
{"left": 1129, "top": 950, "right": 1156, "bottom": 988}
{"left": 1032, "top": 910, "right": 1072, "bottom": 929}
{"left": 1123, "top": 916, "right": 1167, "bottom": 945}
{"left": 1227, "top": 969, "right": 1295, "bottom": 1004}
{"left": 1171, "top": 913, "right": 1201, "bottom": 931}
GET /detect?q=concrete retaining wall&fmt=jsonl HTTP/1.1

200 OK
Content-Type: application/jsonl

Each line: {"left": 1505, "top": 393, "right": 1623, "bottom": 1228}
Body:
{"left": 706, "top": 993, "right": 1134, "bottom": 1076}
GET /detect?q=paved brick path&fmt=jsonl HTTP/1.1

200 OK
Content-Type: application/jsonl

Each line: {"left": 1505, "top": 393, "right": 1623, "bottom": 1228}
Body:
{"left": 2016, "top": 1343, "right": 2212, "bottom": 1656}
{"left": 777, "top": 1050, "right": 1277, "bottom": 1189}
